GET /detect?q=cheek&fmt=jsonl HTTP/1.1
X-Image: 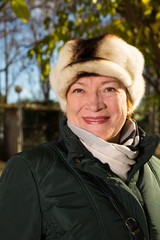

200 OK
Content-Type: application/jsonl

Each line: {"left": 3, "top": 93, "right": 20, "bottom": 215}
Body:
{"left": 66, "top": 99, "right": 73, "bottom": 117}
{"left": 67, "top": 99, "right": 79, "bottom": 113}
{"left": 68, "top": 94, "right": 85, "bottom": 111}
{"left": 111, "top": 94, "right": 128, "bottom": 116}
{"left": 121, "top": 94, "right": 128, "bottom": 114}
{"left": 66, "top": 97, "right": 82, "bottom": 120}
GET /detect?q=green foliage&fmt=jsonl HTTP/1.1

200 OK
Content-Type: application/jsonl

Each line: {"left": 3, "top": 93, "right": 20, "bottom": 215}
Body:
{"left": 27, "top": 0, "right": 160, "bottom": 127}
{"left": 4, "top": 0, "right": 29, "bottom": 22}
{"left": 145, "top": 95, "right": 160, "bottom": 110}
{"left": 28, "top": 34, "right": 55, "bottom": 86}
{"left": 1, "top": 0, "right": 159, "bottom": 132}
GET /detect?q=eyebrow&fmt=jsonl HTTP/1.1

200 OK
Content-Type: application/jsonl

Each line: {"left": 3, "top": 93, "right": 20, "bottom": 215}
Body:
{"left": 101, "top": 80, "right": 120, "bottom": 85}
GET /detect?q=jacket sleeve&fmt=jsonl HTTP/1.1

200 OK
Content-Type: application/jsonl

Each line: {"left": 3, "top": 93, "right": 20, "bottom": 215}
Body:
{"left": 0, "top": 155, "right": 42, "bottom": 240}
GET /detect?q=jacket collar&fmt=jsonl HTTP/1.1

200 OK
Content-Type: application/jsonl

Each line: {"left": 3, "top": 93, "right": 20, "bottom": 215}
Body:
{"left": 127, "top": 128, "right": 160, "bottom": 182}
{"left": 60, "top": 117, "right": 160, "bottom": 182}
{"left": 60, "top": 117, "right": 110, "bottom": 179}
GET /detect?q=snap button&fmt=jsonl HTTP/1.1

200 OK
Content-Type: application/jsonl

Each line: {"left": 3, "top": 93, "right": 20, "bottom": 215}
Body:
{"left": 107, "top": 172, "right": 112, "bottom": 177}
{"left": 75, "top": 158, "right": 81, "bottom": 163}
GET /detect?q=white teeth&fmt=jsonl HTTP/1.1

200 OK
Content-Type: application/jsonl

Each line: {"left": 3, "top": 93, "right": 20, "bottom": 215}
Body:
{"left": 85, "top": 118, "right": 106, "bottom": 121}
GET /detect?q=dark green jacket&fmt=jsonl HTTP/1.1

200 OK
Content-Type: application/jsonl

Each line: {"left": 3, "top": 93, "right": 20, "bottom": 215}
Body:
{"left": 0, "top": 117, "right": 160, "bottom": 240}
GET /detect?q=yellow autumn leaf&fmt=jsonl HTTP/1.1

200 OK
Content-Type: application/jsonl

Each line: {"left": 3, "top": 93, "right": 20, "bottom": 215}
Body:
{"left": 11, "top": 0, "right": 29, "bottom": 23}
{"left": 141, "top": 0, "right": 150, "bottom": 4}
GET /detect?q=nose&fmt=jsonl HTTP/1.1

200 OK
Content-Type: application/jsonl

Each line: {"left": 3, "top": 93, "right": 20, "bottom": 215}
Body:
{"left": 85, "top": 93, "right": 106, "bottom": 112}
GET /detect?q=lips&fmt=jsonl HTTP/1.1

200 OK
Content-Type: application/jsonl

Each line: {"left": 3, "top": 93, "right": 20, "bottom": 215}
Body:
{"left": 83, "top": 116, "right": 110, "bottom": 124}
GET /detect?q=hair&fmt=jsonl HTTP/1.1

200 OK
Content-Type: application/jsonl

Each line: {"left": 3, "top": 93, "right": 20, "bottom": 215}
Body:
{"left": 126, "top": 91, "right": 134, "bottom": 119}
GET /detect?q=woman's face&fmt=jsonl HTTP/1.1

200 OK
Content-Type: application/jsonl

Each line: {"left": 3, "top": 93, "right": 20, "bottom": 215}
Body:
{"left": 66, "top": 76, "right": 128, "bottom": 143}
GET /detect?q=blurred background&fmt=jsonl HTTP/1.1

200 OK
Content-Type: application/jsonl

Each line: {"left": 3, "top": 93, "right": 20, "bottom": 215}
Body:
{"left": 0, "top": 0, "right": 160, "bottom": 165}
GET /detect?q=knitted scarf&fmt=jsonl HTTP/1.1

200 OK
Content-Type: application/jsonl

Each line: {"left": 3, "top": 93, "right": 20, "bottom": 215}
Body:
{"left": 67, "top": 119, "right": 139, "bottom": 181}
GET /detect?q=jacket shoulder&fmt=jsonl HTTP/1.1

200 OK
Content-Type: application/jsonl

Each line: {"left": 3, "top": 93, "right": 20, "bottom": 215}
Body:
{"left": 20, "top": 140, "right": 65, "bottom": 170}
{"left": 0, "top": 140, "right": 65, "bottom": 186}
{"left": 147, "top": 155, "right": 160, "bottom": 183}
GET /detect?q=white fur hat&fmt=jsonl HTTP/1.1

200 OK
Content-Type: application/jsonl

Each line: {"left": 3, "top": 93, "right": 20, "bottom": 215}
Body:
{"left": 50, "top": 34, "right": 145, "bottom": 112}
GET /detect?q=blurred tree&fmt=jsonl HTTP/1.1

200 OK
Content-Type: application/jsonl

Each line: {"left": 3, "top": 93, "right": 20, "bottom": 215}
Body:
{"left": 28, "top": 0, "right": 160, "bottom": 134}
{"left": 0, "top": 0, "right": 52, "bottom": 103}
{"left": 0, "top": 0, "right": 29, "bottom": 103}
{"left": 0, "top": 0, "right": 159, "bottom": 133}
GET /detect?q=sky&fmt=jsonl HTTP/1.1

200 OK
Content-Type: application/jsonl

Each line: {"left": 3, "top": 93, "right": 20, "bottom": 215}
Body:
{"left": 0, "top": 1, "right": 110, "bottom": 104}
{"left": 0, "top": 4, "right": 57, "bottom": 104}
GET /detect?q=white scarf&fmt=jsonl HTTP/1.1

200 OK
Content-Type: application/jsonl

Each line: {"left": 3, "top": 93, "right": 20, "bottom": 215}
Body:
{"left": 67, "top": 119, "right": 139, "bottom": 181}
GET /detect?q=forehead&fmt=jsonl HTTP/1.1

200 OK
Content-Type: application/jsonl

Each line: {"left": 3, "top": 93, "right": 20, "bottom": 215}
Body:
{"left": 74, "top": 75, "right": 123, "bottom": 87}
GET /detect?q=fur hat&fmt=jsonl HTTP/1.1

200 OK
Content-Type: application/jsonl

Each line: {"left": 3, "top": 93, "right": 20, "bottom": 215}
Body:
{"left": 49, "top": 33, "right": 145, "bottom": 112}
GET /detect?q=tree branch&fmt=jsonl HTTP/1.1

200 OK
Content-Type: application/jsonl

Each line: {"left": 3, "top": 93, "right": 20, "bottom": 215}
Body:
{"left": 143, "top": 73, "right": 160, "bottom": 95}
{"left": 0, "top": 2, "right": 6, "bottom": 11}
{"left": 123, "top": 0, "right": 143, "bottom": 27}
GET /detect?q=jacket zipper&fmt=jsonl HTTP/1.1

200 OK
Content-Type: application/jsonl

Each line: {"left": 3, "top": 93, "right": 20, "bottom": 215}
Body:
{"left": 49, "top": 144, "right": 106, "bottom": 240}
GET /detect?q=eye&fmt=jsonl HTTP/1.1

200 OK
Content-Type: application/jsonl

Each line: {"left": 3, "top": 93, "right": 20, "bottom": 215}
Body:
{"left": 105, "top": 87, "right": 116, "bottom": 92}
{"left": 73, "top": 88, "right": 84, "bottom": 93}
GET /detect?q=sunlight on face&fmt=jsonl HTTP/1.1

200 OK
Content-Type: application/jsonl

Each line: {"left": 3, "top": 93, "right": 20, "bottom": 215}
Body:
{"left": 66, "top": 76, "right": 128, "bottom": 143}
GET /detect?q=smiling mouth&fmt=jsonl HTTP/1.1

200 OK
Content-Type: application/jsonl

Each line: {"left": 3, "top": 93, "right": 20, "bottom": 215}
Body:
{"left": 83, "top": 116, "right": 110, "bottom": 124}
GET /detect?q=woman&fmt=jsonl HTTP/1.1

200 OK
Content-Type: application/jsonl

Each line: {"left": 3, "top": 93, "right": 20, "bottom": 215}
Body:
{"left": 0, "top": 33, "right": 160, "bottom": 240}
